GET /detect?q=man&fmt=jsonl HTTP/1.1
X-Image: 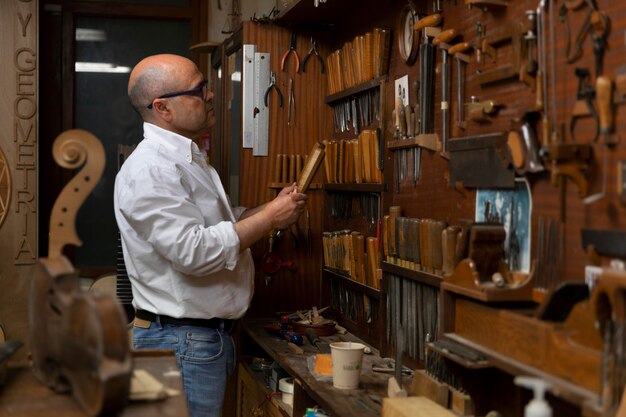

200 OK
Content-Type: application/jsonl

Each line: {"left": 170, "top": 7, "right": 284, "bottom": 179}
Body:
{"left": 114, "top": 54, "right": 307, "bottom": 417}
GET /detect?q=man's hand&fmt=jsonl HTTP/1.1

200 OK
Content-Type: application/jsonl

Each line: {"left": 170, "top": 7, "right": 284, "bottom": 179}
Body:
{"left": 268, "top": 183, "right": 307, "bottom": 230}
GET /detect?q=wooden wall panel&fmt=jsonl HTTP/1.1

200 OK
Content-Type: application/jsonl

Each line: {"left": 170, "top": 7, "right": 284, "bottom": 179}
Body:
{"left": 240, "top": 21, "right": 332, "bottom": 317}
{"left": 379, "top": 0, "right": 626, "bottom": 285}
{"left": 240, "top": 0, "right": 626, "bottom": 315}
{"left": 0, "top": 0, "right": 39, "bottom": 362}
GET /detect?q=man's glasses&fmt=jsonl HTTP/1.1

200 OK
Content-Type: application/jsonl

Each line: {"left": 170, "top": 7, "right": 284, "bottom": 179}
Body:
{"left": 147, "top": 80, "right": 209, "bottom": 109}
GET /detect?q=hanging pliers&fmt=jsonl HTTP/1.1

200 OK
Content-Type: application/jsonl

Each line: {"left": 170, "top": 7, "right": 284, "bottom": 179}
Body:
{"left": 281, "top": 32, "right": 300, "bottom": 73}
{"left": 302, "top": 37, "right": 324, "bottom": 73}
{"left": 264, "top": 71, "right": 283, "bottom": 107}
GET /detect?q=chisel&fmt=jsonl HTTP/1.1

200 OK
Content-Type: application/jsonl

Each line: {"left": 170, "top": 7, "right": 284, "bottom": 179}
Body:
{"left": 433, "top": 29, "right": 459, "bottom": 153}
{"left": 414, "top": 15, "right": 441, "bottom": 186}
{"left": 298, "top": 141, "right": 325, "bottom": 193}
{"left": 448, "top": 42, "right": 471, "bottom": 129}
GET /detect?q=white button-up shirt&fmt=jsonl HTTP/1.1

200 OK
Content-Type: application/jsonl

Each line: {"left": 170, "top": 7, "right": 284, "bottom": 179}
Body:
{"left": 114, "top": 122, "right": 254, "bottom": 319}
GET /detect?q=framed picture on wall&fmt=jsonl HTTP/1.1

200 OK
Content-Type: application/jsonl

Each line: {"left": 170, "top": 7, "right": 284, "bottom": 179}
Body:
{"left": 475, "top": 178, "right": 531, "bottom": 274}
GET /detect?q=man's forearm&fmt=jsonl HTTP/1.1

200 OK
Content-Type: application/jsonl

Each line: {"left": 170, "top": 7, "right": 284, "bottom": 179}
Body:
{"left": 235, "top": 208, "right": 274, "bottom": 251}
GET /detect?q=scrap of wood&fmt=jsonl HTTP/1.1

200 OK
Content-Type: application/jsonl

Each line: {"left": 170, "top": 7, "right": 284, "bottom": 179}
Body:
{"left": 130, "top": 369, "right": 179, "bottom": 401}
{"left": 381, "top": 396, "right": 457, "bottom": 417}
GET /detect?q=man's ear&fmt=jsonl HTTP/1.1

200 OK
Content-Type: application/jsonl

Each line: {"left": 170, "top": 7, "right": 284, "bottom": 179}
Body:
{"left": 152, "top": 99, "right": 173, "bottom": 123}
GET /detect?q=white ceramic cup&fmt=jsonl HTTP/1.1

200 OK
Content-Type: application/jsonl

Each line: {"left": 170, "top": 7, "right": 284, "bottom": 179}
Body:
{"left": 330, "top": 341, "right": 366, "bottom": 389}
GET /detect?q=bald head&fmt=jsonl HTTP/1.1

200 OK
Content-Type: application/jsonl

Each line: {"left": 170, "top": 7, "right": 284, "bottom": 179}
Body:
{"left": 128, "top": 54, "right": 197, "bottom": 120}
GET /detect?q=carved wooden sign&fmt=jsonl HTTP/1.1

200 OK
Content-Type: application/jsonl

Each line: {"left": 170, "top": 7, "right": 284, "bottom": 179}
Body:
{"left": 0, "top": 0, "right": 39, "bottom": 361}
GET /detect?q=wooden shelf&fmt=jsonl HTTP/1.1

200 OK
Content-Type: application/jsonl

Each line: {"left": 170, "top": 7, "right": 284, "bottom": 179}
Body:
{"left": 323, "top": 267, "right": 382, "bottom": 299}
{"left": 323, "top": 183, "right": 386, "bottom": 193}
{"left": 325, "top": 76, "right": 387, "bottom": 105}
{"left": 387, "top": 134, "right": 439, "bottom": 153}
{"left": 381, "top": 261, "right": 443, "bottom": 288}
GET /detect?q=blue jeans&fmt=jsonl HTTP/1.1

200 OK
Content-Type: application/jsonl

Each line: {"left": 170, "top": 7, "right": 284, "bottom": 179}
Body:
{"left": 133, "top": 318, "right": 236, "bottom": 417}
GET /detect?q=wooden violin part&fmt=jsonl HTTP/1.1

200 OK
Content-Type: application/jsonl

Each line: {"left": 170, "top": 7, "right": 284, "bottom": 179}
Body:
{"left": 28, "top": 129, "right": 132, "bottom": 416}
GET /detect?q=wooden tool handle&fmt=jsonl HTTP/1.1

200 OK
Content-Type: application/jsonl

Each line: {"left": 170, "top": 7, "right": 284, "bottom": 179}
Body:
{"left": 366, "top": 237, "right": 379, "bottom": 289}
{"left": 354, "top": 232, "right": 366, "bottom": 284}
{"left": 442, "top": 226, "right": 460, "bottom": 275}
{"left": 297, "top": 141, "right": 325, "bottom": 193}
{"left": 295, "top": 154, "right": 302, "bottom": 182}
{"left": 596, "top": 75, "right": 614, "bottom": 136}
{"left": 431, "top": 221, "right": 446, "bottom": 273}
{"left": 281, "top": 153, "right": 289, "bottom": 183}
{"left": 413, "top": 13, "right": 442, "bottom": 31}
{"left": 449, "top": 42, "right": 470, "bottom": 56}
{"left": 388, "top": 206, "right": 402, "bottom": 257}
{"left": 382, "top": 215, "right": 390, "bottom": 259}
{"left": 394, "top": 96, "right": 403, "bottom": 133}
{"left": 289, "top": 154, "right": 296, "bottom": 183}
{"left": 433, "top": 29, "right": 458, "bottom": 46}
{"left": 535, "top": 70, "right": 544, "bottom": 111}
{"left": 275, "top": 154, "right": 283, "bottom": 183}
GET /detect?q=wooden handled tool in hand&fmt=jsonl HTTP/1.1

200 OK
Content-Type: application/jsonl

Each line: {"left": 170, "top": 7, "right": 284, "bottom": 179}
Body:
{"left": 297, "top": 141, "right": 326, "bottom": 193}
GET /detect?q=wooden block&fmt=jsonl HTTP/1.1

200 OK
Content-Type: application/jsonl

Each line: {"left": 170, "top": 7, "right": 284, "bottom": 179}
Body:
{"left": 387, "top": 376, "right": 408, "bottom": 398}
{"left": 382, "top": 397, "right": 457, "bottom": 417}
{"left": 450, "top": 388, "right": 475, "bottom": 416}
{"left": 408, "top": 370, "right": 449, "bottom": 408}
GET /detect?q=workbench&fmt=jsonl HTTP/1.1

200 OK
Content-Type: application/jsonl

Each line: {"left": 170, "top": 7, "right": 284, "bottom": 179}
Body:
{"left": 0, "top": 350, "right": 188, "bottom": 417}
{"left": 240, "top": 319, "right": 411, "bottom": 417}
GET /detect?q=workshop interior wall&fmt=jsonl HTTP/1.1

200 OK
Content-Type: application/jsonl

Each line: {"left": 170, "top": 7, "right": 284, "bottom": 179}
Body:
{"left": 0, "top": 0, "right": 39, "bottom": 363}
{"left": 239, "top": 0, "right": 626, "bottom": 320}
{"left": 239, "top": 21, "right": 332, "bottom": 317}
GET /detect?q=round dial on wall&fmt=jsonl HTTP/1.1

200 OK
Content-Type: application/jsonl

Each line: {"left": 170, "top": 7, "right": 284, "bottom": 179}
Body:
{"left": 397, "top": 6, "right": 419, "bottom": 66}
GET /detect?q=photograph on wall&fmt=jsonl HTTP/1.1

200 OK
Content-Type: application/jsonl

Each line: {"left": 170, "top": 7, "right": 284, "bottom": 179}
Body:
{"left": 475, "top": 178, "right": 532, "bottom": 273}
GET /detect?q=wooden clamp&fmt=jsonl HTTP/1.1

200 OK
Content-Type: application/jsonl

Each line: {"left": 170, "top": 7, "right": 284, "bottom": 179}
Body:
{"left": 476, "top": 22, "right": 526, "bottom": 85}
{"left": 545, "top": 142, "right": 592, "bottom": 198}
{"left": 440, "top": 223, "right": 536, "bottom": 302}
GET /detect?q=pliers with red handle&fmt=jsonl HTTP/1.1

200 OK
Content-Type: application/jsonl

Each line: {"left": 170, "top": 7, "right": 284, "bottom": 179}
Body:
{"left": 281, "top": 32, "right": 300, "bottom": 73}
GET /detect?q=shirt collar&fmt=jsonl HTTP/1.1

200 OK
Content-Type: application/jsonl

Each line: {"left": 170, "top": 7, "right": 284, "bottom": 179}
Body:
{"left": 143, "top": 122, "right": 201, "bottom": 163}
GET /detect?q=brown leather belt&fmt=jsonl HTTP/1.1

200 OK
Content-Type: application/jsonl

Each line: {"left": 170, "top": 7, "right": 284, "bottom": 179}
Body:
{"left": 135, "top": 309, "right": 234, "bottom": 332}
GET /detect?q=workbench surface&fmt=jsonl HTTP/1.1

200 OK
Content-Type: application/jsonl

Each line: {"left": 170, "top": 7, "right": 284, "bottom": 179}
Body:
{"left": 0, "top": 350, "right": 188, "bottom": 417}
{"left": 241, "top": 318, "right": 411, "bottom": 417}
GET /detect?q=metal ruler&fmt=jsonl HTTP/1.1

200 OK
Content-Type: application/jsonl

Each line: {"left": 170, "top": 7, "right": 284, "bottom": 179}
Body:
{"left": 253, "top": 52, "right": 270, "bottom": 156}
{"left": 242, "top": 44, "right": 256, "bottom": 149}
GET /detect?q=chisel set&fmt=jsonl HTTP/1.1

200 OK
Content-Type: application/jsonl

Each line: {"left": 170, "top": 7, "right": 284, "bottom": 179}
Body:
{"left": 322, "top": 130, "right": 383, "bottom": 184}
{"left": 325, "top": 28, "right": 390, "bottom": 95}
{"left": 322, "top": 229, "right": 380, "bottom": 290}
{"left": 382, "top": 206, "right": 464, "bottom": 277}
